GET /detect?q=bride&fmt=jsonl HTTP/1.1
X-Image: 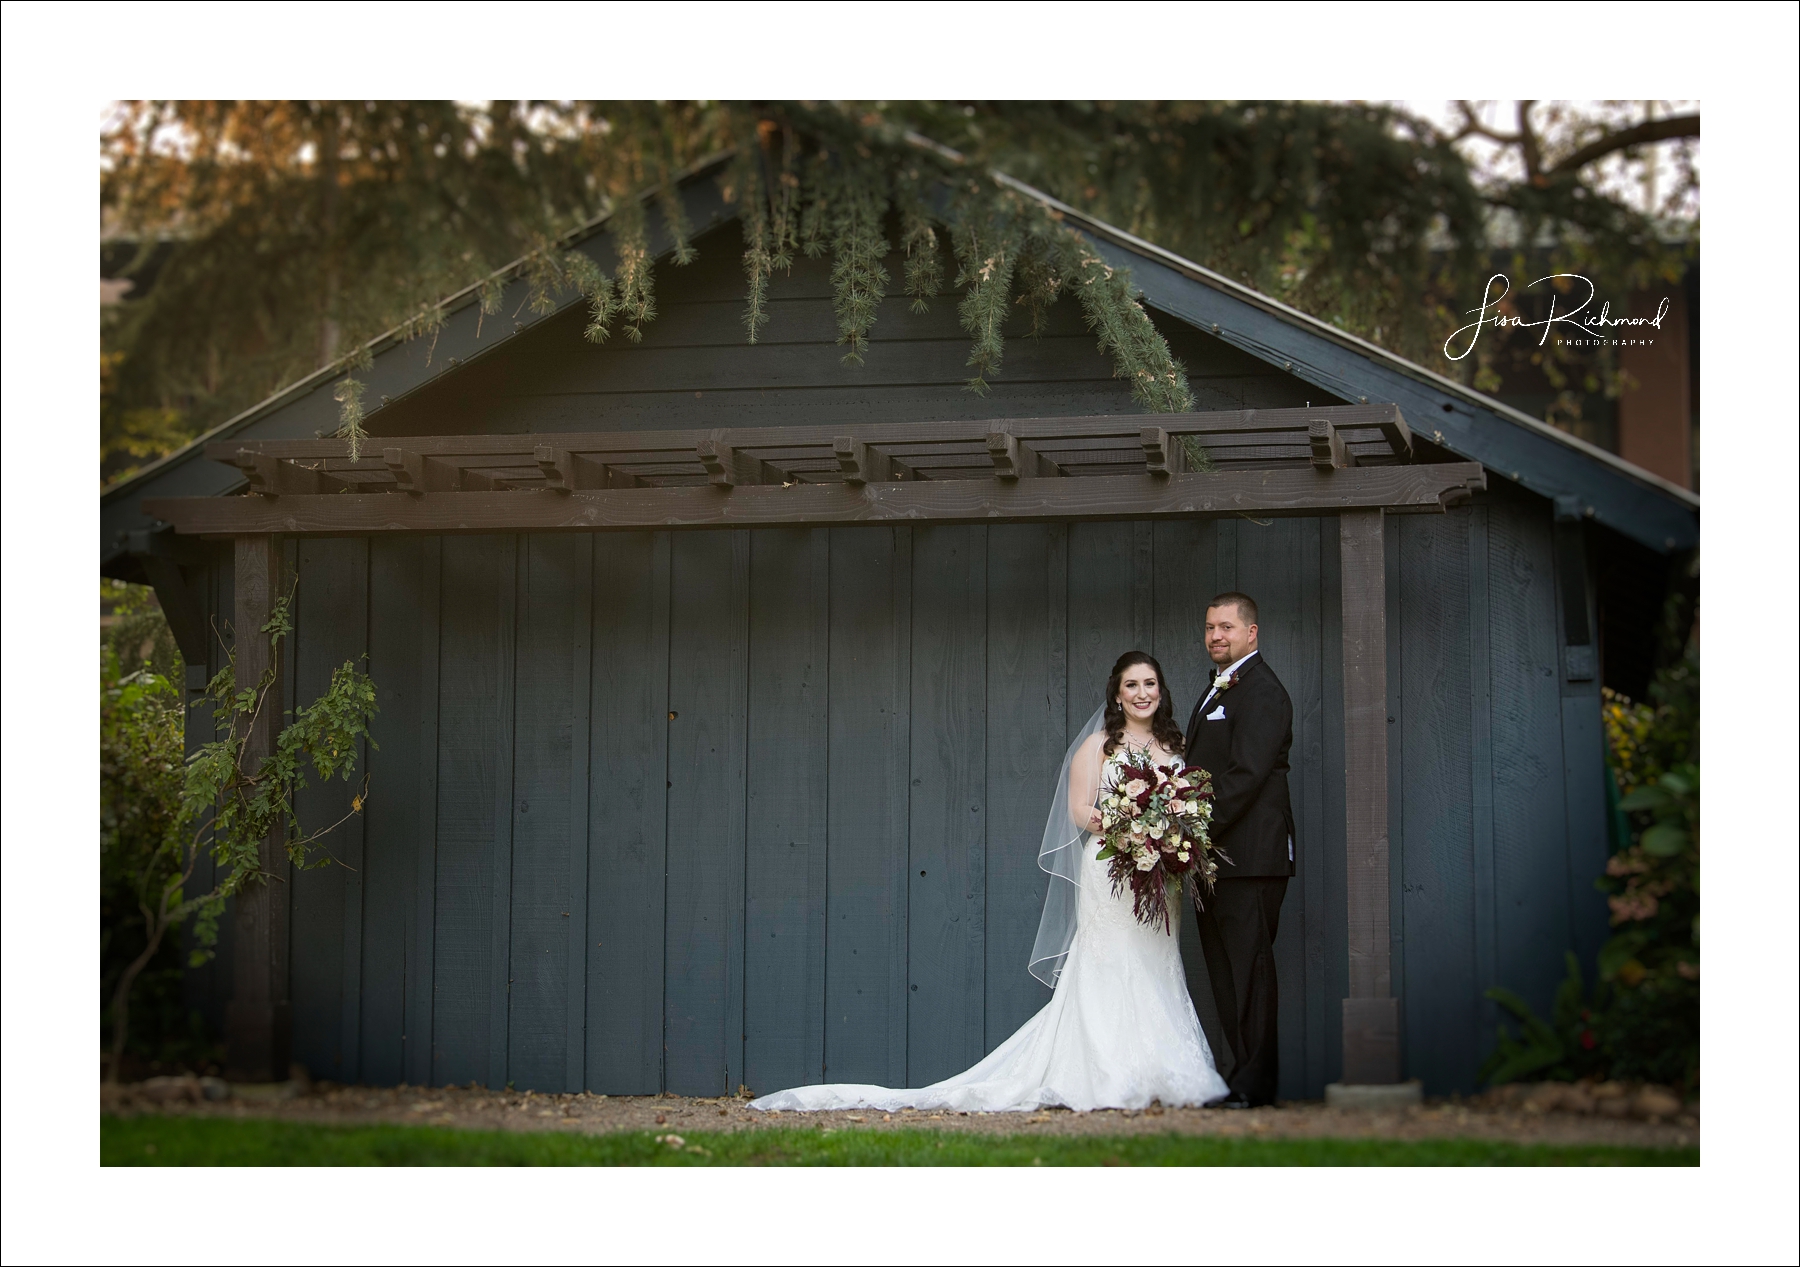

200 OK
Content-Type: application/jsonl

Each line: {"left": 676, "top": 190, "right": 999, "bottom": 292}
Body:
{"left": 750, "top": 651, "right": 1229, "bottom": 1113}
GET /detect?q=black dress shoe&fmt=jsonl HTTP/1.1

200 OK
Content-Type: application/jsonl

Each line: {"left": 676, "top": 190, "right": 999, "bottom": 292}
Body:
{"left": 1204, "top": 1092, "right": 1252, "bottom": 1110}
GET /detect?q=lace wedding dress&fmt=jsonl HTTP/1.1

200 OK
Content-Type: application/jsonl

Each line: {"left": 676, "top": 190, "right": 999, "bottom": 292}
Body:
{"left": 749, "top": 744, "right": 1229, "bottom": 1113}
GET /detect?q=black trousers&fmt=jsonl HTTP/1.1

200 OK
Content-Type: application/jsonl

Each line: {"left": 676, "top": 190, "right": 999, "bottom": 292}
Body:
{"left": 1194, "top": 876, "right": 1288, "bottom": 1105}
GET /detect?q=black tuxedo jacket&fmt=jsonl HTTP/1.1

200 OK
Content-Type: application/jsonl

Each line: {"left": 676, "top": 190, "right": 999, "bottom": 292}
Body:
{"left": 1183, "top": 653, "right": 1296, "bottom": 878}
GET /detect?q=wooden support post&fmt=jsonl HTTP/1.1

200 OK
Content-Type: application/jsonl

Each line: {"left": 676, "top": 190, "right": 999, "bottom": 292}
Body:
{"left": 224, "top": 534, "right": 293, "bottom": 1082}
{"left": 1338, "top": 508, "right": 1400, "bottom": 1085}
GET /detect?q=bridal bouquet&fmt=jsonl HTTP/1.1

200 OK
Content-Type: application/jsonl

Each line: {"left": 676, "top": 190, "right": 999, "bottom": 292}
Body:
{"left": 1093, "top": 749, "right": 1228, "bottom": 933}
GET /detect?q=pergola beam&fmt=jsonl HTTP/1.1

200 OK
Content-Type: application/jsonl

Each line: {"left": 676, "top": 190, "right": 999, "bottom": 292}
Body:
{"left": 148, "top": 464, "right": 1484, "bottom": 538}
{"left": 204, "top": 403, "right": 1415, "bottom": 466}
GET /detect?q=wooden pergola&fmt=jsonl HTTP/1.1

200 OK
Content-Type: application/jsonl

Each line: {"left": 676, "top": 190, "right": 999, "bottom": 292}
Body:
{"left": 146, "top": 402, "right": 1482, "bottom": 1087}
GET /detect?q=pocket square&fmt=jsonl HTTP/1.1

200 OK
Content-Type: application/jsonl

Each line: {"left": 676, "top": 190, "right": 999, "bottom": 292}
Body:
{"left": 1206, "top": 706, "right": 1227, "bottom": 721}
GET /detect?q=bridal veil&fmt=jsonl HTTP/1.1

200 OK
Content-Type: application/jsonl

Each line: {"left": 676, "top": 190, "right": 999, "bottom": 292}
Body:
{"left": 1027, "top": 704, "right": 1107, "bottom": 987}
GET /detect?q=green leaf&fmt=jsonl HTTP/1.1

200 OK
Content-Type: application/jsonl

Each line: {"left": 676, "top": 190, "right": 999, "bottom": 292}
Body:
{"left": 1598, "top": 930, "right": 1650, "bottom": 981}
{"left": 1640, "top": 822, "right": 1689, "bottom": 856}
{"left": 1617, "top": 786, "right": 1670, "bottom": 812}
{"left": 1094, "top": 844, "right": 1117, "bottom": 861}
{"left": 1659, "top": 769, "right": 1696, "bottom": 797}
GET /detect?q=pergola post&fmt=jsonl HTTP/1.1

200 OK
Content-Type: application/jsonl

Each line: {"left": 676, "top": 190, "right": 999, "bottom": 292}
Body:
{"left": 223, "top": 533, "right": 293, "bottom": 1082}
{"left": 1338, "top": 508, "right": 1402, "bottom": 1085}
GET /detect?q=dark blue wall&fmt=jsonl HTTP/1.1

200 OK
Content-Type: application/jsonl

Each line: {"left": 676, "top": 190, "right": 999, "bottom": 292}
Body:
{"left": 187, "top": 495, "right": 1608, "bottom": 1099}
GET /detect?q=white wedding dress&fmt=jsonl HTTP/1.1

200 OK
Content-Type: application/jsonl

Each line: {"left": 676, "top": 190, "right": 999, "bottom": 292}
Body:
{"left": 749, "top": 747, "right": 1229, "bottom": 1113}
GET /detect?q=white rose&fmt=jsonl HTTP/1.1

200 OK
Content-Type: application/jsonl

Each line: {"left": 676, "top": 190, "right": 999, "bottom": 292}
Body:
{"left": 1177, "top": 851, "right": 1191, "bottom": 863}
{"left": 1134, "top": 850, "right": 1158, "bottom": 871}
{"left": 1147, "top": 823, "right": 1164, "bottom": 839}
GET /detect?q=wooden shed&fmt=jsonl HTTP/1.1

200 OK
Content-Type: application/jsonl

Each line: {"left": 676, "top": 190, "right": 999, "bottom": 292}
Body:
{"left": 101, "top": 157, "right": 1699, "bottom": 1099}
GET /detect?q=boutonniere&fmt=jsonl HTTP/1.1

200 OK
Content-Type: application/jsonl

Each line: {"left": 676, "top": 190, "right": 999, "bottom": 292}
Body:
{"left": 1211, "top": 669, "right": 1242, "bottom": 695}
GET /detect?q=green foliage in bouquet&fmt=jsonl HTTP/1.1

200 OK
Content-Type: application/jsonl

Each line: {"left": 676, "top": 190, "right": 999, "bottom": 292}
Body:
{"left": 101, "top": 584, "right": 378, "bottom": 1080}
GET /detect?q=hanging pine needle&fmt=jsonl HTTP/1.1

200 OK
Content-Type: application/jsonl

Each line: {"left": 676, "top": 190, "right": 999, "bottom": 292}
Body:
{"left": 823, "top": 154, "right": 890, "bottom": 365}
{"left": 894, "top": 161, "right": 944, "bottom": 314}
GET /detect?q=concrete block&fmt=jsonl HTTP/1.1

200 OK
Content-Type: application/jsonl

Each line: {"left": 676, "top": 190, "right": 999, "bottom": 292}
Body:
{"left": 1325, "top": 1079, "right": 1423, "bottom": 1110}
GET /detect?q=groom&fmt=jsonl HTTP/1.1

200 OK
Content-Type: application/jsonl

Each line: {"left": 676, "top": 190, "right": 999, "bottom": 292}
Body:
{"left": 1184, "top": 592, "right": 1295, "bottom": 1109}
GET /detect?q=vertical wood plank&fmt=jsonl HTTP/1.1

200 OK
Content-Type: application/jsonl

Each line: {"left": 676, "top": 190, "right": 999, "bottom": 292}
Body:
{"left": 1487, "top": 501, "right": 1571, "bottom": 1021}
{"left": 407, "top": 538, "right": 442, "bottom": 1085}
{"left": 431, "top": 535, "right": 511, "bottom": 1088}
{"left": 360, "top": 538, "right": 425, "bottom": 1085}
{"left": 488, "top": 538, "right": 519, "bottom": 1088}
{"left": 1216, "top": 518, "right": 1240, "bottom": 594}
{"left": 288, "top": 537, "right": 369, "bottom": 1083}
{"left": 1467, "top": 506, "right": 1500, "bottom": 1053}
{"left": 181, "top": 552, "right": 229, "bottom": 1039}
{"left": 1554, "top": 520, "right": 1611, "bottom": 977}
{"left": 225, "top": 534, "right": 292, "bottom": 1081}
{"left": 1319, "top": 519, "right": 1349, "bottom": 1088}
{"left": 586, "top": 531, "right": 670, "bottom": 1093}
{"left": 1395, "top": 510, "right": 1478, "bottom": 1093}
{"left": 905, "top": 526, "right": 988, "bottom": 1086}
{"left": 1153, "top": 518, "right": 1228, "bottom": 1056}
{"left": 743, "top": 528, "right": 830, "bottom": 1094}
{"left": 1295, "top": 518, "right": 1330, "bottom": 1098}
{"left": 508, "top": 534, "right": 584, "bottom": 1091}
{"left": 982, "top": 525, "right": 1062, "bottom": 1047}
{"left": 1066, "top": 523, "right": 1142, "bottom": 732}
{"left": 824, "top": 526, "right": 911, "bottom": 1086}
{"left": 565, "top": 536, "right": 594, "bottom": 1092}
{"left": 1130, "top": 520, "right": 1155, "bottom": 652}
{"left": 664, "top": 531, "right": 750, "bottom": 1095}
{"left": 1385, "top": 520, "right": 1406, "bottom": 1031}
{"left": 1234, "top": 518, "right": 1308, "bottom": 1098}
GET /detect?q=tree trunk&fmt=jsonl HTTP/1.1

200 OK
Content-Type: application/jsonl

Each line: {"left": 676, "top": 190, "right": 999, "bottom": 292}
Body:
{"left": 106, "top": 917, "right": 170, "bottom": 1084}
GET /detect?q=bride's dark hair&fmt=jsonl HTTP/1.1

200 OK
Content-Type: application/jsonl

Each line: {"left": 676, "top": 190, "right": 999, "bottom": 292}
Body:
{"left": 1102, "top": 651, "right": 1185, "bottom": 757}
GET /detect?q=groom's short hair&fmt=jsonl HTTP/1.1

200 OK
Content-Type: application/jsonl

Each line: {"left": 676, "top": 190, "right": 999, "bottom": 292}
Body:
{"left": 1208, "top": 591, "right": 1258, "bottom": 625}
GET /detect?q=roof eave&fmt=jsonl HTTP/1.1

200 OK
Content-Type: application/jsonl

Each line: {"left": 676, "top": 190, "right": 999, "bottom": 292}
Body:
{"left": 999, "top": 172, "right": 1699, "bottom": 514}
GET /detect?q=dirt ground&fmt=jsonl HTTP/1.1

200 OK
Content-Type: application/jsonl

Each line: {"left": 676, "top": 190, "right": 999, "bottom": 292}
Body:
{"left": 102, "top": 1081, "right": 1699, "bottom": 1151}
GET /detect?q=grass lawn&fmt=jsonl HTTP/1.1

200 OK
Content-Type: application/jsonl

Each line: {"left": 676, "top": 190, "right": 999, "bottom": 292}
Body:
{"left": 102, "top": 1116, "right": 1698, "bottom": 1167}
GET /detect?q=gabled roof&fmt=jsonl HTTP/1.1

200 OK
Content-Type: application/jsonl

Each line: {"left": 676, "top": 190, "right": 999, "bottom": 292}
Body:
{"left": 102, "top": 148, "right": 1697, "bottom": 569}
